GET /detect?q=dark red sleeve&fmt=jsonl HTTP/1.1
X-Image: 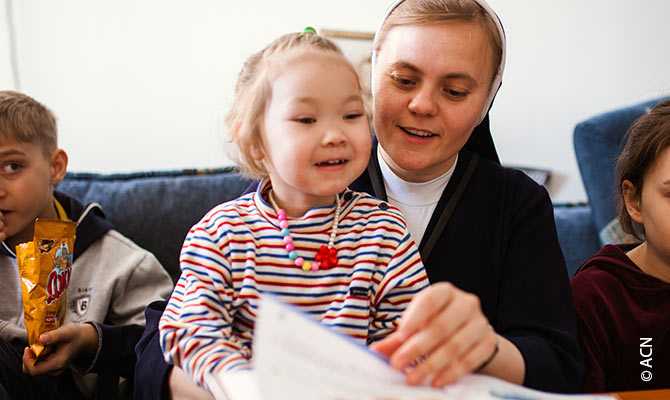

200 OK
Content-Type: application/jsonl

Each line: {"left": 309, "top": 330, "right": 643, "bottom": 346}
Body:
{"left": 571, "top": 269, "right": 610, "bottom": 392}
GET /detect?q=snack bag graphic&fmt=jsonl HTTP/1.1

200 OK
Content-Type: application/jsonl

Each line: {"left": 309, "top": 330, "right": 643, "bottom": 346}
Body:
{"left": 47, "top": 242, "right": 73, "bottom": 305}
{"left": 17, "top": 219, "right": 77, "bottom": 357}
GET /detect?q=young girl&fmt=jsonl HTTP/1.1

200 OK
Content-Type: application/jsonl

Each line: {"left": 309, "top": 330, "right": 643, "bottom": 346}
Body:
{"left": 158, "top": 31, "right": 429, "bottom": 391}
{"left": 571, "top": 98, "right": 670, "bottom": 392}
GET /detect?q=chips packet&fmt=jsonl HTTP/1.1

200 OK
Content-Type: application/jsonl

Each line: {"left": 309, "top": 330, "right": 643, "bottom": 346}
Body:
{"left": 16, "top": 218, "right": 77, "bottom": 357}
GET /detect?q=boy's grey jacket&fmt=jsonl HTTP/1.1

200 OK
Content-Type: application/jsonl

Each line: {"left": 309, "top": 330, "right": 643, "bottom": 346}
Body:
{"left": 0, "top": 190, "right": 172, "bottom": 393}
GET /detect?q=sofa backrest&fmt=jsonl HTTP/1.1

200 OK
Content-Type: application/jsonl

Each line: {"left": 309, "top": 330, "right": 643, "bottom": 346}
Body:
{"left": 573, "top": 96, "right": 668, "bottom": 239}
{"left": 56, "top": 166, "right": 600, "bottom": 282}
{"left": 55, "top": 168, "right": 252, "bottom": 282}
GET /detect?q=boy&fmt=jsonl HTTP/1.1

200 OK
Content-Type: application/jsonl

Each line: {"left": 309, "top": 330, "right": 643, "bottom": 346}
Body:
{"left": 0, "top": 91, "right": 173, "bottom": 399}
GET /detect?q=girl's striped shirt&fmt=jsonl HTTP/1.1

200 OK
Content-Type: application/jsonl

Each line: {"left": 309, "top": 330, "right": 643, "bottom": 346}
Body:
{"left": 159, "top": 182, "right": 429, "bottom": 389}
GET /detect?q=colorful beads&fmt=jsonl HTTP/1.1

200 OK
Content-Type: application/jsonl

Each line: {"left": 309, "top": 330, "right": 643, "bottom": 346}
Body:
{"left": 269, "top": 190, "right": 342, "bottom": 271}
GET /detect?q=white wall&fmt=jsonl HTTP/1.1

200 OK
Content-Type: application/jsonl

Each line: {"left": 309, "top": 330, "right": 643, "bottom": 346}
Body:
{"left": 0, "top": 1, "right": 14, "bottom": 88}
{"left": 2, "top": 0, "right": 669, "bottom": 202}
{"left": 488, "top": 0, "right": 670, "bottom": 202}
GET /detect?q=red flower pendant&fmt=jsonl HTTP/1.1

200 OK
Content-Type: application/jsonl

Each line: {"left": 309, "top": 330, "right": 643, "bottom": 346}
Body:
{"left": 315, "top": 244, "right": 338, "bottom": 269}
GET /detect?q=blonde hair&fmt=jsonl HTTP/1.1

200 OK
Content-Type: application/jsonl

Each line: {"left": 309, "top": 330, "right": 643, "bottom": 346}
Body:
{"left": 374, "top": 0, "right": 503, "bottom": 86}
{"left": 0, "top": 90, "right": 57, "bottom": 157}
{"left": 225, "top": 32, "right": 349, "bottom": 179}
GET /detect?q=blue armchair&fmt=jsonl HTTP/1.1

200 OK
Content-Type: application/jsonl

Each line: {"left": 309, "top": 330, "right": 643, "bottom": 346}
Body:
{"left": 553, "top": 96, "right": 668, "bottom": 277}
{"left": 574, "top": 96, "right": 668, "bottom": 238}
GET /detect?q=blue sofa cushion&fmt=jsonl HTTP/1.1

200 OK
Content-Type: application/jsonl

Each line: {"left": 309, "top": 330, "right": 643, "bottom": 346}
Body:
{"left": 553, "top": 204, "right": 600, "bottom": 277}
{"left": 55, "top": 168, "right": 252, "bottom": 281}
{"left": 574, "top": 97, "right": 669, "bottom": 235}
{"left": 55, "top": 167, "right": 596, "bottom": 280}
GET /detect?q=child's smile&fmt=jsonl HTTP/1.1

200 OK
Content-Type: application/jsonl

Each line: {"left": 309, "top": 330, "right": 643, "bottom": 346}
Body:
{"left": 315, "top": 158, "right": 347, "bottom": 167}
{"left": 260, "top": 50, "right": 371, "bottom": 217}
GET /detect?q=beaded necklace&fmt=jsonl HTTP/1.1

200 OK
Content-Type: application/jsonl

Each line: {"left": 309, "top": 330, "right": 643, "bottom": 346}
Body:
{"left": 268, "top": 190, "right": 341, "bottom": 271}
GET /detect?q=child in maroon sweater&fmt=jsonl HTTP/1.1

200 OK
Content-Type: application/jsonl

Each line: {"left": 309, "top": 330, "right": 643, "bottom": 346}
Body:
{"left": 571, "top": 98, "right": 670, "bottom": 392}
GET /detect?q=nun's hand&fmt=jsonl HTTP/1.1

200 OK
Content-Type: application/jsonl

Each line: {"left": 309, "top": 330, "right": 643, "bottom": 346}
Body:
{"left": 371, "top": 282, "right": 518, "bottom": 388}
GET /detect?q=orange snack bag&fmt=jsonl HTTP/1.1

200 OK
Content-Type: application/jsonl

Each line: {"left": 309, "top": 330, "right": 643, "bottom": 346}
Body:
{"left": 16, "top": 218, "right": 77, "bottom": 357}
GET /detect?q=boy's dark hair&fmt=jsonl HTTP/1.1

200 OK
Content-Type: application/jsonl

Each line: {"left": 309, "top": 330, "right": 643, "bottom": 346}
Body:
{"left": 615, "top": 98, "right": 670, "bottom": 240}
{"left": 0, "top": 90, "right": 57, "bottom": 157}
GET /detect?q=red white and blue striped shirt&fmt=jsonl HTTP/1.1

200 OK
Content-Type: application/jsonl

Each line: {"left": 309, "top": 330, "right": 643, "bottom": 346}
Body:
{"left": 159, "top": 182, "right": 429, "bottom": 389}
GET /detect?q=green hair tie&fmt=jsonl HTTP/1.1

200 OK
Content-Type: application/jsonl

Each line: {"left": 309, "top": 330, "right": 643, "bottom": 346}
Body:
{"left": 302, "top": 26, "right": 316, "bottom": 35}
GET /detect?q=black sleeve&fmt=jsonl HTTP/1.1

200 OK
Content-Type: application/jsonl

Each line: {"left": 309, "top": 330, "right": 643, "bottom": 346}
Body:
{"left": 134, "top": 300, "right": 172, "bottom": 400}
{"left": 89, "top": 323, "right": 143, "bottom": 379}
{"left": 497, "top": 176, "right": 584, "bottom": 392}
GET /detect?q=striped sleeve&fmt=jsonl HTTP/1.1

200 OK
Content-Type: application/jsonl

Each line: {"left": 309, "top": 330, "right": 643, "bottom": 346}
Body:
{"left": 159, "top": 208, "right": 250, "bottom": 390}
{"left": 368, "top": 208, "right": 429, "bottom": 342}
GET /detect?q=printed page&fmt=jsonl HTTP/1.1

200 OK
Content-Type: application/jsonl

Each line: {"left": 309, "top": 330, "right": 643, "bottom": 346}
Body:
{"left": 206, "top": 370, "right": 261, "bottom": 400}
{"left": 211, "top": 295, "right": 614, "bottom": 400}
{"left": 253, "top": 295, "right": 445, "bottom": 399}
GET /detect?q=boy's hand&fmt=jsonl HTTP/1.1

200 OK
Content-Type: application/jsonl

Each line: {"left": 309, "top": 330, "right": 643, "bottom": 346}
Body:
{"left": 22, "top": 323, "right": 99, "bottom": 376}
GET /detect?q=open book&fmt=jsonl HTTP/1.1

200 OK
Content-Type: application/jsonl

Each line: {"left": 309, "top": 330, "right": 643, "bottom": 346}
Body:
{"left": 206, "top": 295, "right": 613, "bottom": 400}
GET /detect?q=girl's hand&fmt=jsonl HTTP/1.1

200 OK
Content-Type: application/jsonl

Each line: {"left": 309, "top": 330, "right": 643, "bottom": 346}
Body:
{"left": 168, "top": 367, "right": 215, "bottom": 400}
{"left": 371, "top": 282, "right": 510, "bottom": 388}
{"left": 22, "top": 323, "right": 99, "bottom": 376}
